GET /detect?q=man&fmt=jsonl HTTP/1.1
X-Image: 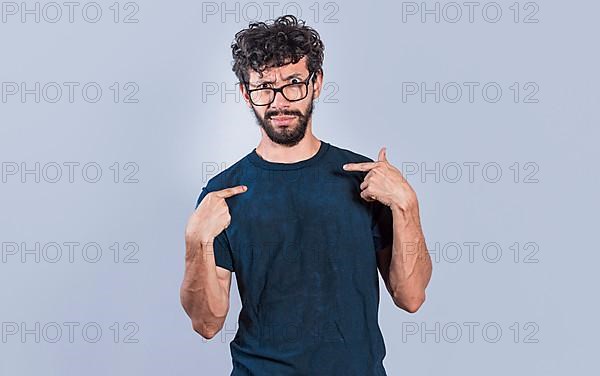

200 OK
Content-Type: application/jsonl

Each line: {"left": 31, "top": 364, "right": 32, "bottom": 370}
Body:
{"left": 181, "top": 15, "right": 432, "bottom": 375}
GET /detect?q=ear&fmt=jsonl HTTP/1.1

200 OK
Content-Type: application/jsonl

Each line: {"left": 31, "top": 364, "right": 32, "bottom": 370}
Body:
{"left": 312, "top": 69, "right": 324, "bottom": 101}
{"left": 239, "top": 82, "right": 252, "bottom": 108}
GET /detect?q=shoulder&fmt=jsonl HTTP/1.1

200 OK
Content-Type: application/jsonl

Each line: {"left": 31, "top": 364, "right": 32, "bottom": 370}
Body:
{"left": 326, "top": 142, "right": 375, "bottom": 164}
{"left": 195, "top": 154, "right": 250, "bottom": 208}
{"left": 202, "top": 153, "right": 252, "bottom": 192}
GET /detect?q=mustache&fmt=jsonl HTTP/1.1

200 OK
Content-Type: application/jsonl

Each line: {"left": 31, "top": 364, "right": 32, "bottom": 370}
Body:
{"left": 266, "top": 109, "right": 303, "bottom": 119}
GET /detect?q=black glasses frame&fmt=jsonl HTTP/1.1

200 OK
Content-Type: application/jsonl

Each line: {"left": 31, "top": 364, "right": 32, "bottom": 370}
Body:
{"left": 243, "top": 71, "right": 315, "bottom": 106}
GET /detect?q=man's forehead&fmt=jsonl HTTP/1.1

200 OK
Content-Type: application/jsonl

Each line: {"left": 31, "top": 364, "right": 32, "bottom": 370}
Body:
{"left": 248, "top": 58, "right": 309, "bottom": 81}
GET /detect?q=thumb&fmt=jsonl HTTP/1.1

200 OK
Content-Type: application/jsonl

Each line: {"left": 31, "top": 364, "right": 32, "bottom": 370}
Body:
{"left": 377, "top": 147, "right": 387, "bottom": 162}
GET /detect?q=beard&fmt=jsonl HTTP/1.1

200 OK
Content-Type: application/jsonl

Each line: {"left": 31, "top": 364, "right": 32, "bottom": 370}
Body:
{"left": 252, "top": 95, "right": 314, "bottom": 147}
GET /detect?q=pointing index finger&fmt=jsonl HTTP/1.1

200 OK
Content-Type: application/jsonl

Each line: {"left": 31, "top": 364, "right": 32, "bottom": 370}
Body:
{"left": 343, "top": 162, "right": 378, "bottom": 172}
{"left": 215, "top": 185, "right": 248, "bottom": 198}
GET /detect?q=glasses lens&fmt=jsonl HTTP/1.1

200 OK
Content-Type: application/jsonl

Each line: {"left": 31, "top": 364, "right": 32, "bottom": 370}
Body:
{"left": 250, "top": 89, "right": 274, "bottom": 105}
{"left": 283, "top": 84, "right": 307, "bottom": 101}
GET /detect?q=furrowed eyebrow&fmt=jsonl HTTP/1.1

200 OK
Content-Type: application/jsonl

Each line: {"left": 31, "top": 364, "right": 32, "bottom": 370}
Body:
{"left": 283, "top": 73, "right": 303, "bottom": 80}
{"left": 252, "top": 73, "right": 304, "bottom": 86}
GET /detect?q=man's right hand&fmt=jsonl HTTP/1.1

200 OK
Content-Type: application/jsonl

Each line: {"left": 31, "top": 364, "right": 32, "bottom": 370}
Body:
{"left": 185, "top": 185, "right": 248, "bottom": 245}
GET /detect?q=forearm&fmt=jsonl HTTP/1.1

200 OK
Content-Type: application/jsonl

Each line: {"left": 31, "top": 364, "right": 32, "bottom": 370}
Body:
{"left": 388, "top": 200, "right": 432, "bottom": 312}
{"left": 180, "top": 238, "right": 229, "bottom": 336}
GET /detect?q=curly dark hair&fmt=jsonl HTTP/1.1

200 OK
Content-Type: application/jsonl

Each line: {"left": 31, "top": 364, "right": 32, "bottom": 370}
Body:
{"left": 231, "top": 15, "right": 325, "bottom": 85}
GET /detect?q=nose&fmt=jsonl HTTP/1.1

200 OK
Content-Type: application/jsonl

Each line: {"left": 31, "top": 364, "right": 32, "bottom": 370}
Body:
{"left": 271, "top": 88, "right": 291, "bottom": 108}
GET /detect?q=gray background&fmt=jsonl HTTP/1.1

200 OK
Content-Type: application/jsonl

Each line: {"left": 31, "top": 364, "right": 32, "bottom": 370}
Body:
{"left": 1, "top": 0, "right": 598, "bottom": 375}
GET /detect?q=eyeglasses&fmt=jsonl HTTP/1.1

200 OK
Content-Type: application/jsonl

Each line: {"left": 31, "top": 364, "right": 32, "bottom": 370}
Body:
{"left": 243, "top": 72, "right": 315, "bottom": 106}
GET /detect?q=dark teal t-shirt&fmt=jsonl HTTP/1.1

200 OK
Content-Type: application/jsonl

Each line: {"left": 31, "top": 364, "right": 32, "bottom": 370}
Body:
{"left": 195, "top": 140, "right": 394, "bottom": 375}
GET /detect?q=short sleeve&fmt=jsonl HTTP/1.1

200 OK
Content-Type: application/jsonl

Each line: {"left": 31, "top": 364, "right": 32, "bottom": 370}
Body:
{"left": 371, "top": 201, "right": 393, "bottom": 252}
{"left": 195, "top": 186, "right": 235, "bottom": 271}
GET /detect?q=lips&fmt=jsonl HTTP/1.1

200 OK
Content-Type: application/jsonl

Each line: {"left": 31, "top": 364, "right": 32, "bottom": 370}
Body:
{"left": 270, "top": 115, "right": 296, "bottom": 126}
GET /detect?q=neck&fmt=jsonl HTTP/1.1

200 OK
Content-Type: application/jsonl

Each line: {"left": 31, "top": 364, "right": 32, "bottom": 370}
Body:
{"left": 255, "top": 130, "right": 321, "bottom": 164}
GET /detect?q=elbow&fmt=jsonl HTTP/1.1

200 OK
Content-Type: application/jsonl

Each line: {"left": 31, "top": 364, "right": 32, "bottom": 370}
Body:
{"left": 393, "top": 292, "right": 426, "bottom": 314}
{"left": 180, "top": 287, "right": 228, "bottom": 340}
{"left": 403, "top": 299, "right": 424, "bottom": 314}
{"left": 192, "top": 320, "right": 222, "bottom": 340}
